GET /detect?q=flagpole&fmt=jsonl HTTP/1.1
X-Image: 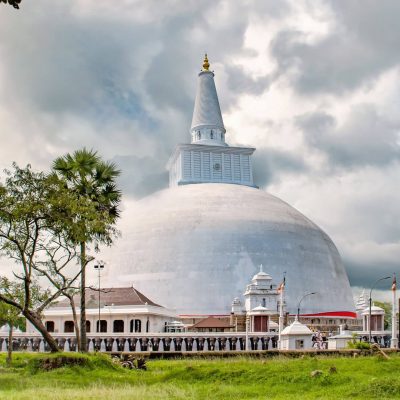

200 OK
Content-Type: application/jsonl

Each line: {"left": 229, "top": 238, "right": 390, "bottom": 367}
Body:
{"left": 278, "top": 274, "right": 285, "bottom": 350}
{"left": 278, "top": 287, "right": 284, "bottom": 350}
{"left": 391, "top": 273, "right": 398, "bottom": 349}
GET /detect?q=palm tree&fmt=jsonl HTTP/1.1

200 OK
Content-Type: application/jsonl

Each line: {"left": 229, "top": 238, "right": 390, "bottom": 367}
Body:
{"left": 53, "top": 148, "right": 121, "bottom": 352}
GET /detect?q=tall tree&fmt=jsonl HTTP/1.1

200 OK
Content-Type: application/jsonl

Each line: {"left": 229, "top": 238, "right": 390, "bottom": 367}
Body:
{"left": 0, "top": 164, "right": 101, "bottom": 352}
{"left": 53, "top": 148, "right": 121, "bottom": 352}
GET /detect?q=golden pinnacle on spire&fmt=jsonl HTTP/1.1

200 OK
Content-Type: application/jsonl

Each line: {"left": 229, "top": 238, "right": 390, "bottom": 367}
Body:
{"left": 202, "top": 53, "right": 210, "bottom": 71}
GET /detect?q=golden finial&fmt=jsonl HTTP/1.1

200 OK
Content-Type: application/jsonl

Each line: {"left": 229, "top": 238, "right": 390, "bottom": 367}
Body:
{"left": 202, "top": 53, "right": 210, "bottom": 71}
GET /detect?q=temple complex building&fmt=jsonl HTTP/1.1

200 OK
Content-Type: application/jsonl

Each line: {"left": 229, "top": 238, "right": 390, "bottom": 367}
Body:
{"left": 1, "top": 55, "right": 371, "bottom": 354}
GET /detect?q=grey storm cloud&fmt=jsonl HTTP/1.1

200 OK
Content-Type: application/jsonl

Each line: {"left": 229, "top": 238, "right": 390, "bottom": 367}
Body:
{"left": 271, "top": 0, "right": 400, "bottom": 95}
{"left": 297, "top": 105, "right": 400, "bottom": 168}
{"left": 253, "top": 148, "right": 308, "bottom": 188}
{"left": 345, "top": 259, "right": 397, "bottom": 289}
{"left": 113, "top": 154, "right": 169, "bottom": 199}
{"left": 0, "top": 0, "right": 269, "bottom": 171}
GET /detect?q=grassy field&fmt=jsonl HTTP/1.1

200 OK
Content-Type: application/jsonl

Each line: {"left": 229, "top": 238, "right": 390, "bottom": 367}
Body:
{"left": 1, "top": 352, "right": 400, "bottom": 399}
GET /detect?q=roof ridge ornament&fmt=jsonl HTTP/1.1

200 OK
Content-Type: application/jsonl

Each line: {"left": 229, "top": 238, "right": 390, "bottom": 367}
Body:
{"left": 202, "top": 53, "right": 210, "bottom": 71}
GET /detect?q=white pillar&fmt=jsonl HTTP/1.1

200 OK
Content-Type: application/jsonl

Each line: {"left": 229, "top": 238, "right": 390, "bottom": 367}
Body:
{"left": 63, "top": 339, "right": 70, "bottom": 352}
{"left": 391, "top": 284, "right": 398, "bottom": 348}
{"left": 1, "top": 339, "right": 7, "bottom": 352}
{"left": 245, "top": 316, "right": 249, "bottom": 351}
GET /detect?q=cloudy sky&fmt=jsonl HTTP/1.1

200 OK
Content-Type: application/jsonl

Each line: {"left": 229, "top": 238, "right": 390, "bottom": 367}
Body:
{"left": 0, "top": 0, "right": 399, "bottom": 300}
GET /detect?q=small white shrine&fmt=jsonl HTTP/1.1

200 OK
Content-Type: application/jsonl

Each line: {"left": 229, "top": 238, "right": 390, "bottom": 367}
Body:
{"left": 328, "top": 325, "right": 354, "bottom": 349}
{"left": 280, "top": 318, "right": 313, "bottom": 350}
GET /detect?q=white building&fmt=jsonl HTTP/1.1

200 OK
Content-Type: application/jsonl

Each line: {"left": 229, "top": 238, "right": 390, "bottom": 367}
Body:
{"left": 26, "top": 287, "right": 177, "bottom": 335}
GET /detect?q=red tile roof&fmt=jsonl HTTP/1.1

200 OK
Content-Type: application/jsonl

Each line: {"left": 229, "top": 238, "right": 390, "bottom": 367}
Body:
{"left": 191, "top": 316, "right": 233, "bottom": 329}
{"left": 52, "top": 287, "right": 161, "bottom": 308}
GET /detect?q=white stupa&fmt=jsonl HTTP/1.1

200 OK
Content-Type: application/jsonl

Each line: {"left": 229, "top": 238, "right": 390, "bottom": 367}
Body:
{"left": 106, "top": 55, "right": 355, "bottom": 316}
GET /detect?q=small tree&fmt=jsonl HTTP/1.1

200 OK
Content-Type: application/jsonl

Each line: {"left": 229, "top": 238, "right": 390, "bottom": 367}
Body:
{"left": 0, "top": 277, "right": 45, "bottom": 365}
{"left": 0, "top": 164, "right": 102, "bottom": 352}
{"left": 0, "top": 301, "right": 23, "bottom": 366}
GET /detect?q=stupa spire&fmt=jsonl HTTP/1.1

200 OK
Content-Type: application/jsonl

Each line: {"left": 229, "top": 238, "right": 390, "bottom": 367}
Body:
{"left": 167, "top": 55, "right": 256, "bottom": 188}
{"left": 190, "top": 54, "right": 227, "bottom": 146}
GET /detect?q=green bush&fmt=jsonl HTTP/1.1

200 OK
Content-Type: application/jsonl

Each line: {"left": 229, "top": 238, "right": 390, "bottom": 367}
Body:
{"left": 347, "top": 339, "right": 371, "bottom": 350}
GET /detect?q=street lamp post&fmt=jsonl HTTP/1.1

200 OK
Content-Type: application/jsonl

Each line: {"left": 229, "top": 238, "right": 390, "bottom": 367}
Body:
{"left": 94, "top": 263, "right": 105, "bottom": 332}
{"left": 297, "top": 292, "right": 317, "bottom": 321}
{"left": 369, "top": 276, "right": 391, "bottom": 343}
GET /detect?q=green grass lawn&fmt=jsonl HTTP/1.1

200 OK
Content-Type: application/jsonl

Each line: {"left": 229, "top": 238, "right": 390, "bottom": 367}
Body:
{"left": 1, "top": 352, "right": 400, "bottom": 399}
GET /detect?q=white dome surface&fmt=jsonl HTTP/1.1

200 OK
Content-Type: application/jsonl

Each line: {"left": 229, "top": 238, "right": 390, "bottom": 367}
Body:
{"left": 107, "top": 183, "right": 354, "bottom": 315}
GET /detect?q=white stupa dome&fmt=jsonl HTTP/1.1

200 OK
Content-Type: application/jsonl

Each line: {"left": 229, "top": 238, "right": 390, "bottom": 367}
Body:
{"left": 106, "top": 183, "right": 354, "bottom": 315}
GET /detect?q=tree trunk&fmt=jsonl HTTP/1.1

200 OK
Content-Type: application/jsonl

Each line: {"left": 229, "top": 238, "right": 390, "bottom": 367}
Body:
{"left": 23, "top": 310, "right": 59, "bottom": 353}
{"left": 68, "top": 295, "right": 80, "bottom": 351}
{"left": 79, "top": 241, "right": 87, "bottom": 352}
{"left": 6, "top": 324, "right": 12, "bottom": 367}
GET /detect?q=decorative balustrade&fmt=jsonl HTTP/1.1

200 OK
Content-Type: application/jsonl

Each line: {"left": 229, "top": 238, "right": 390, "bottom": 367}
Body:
{"left": 0, "top": 332, "right": 279, "bottom": 353}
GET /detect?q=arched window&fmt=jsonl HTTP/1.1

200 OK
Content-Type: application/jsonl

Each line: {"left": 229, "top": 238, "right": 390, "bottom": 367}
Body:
{"left": 113, "top": 320, "right": 124, "bottom": 333}
{"left": 64, "top": 321, "right": 74, "bottom": 333}
{"left": 46, "top": 321, "right": 55, "bottom": 333}
{"left": 146, "top": 320, "right": 150, "bottom": 333}
{"left": 196, "top": 131, "right": 201, "bottom": 140}
{"left": 130, "top": 319, "right": 142, "bottom": 333}
{"left": 262, "top": 298, "right": 266, "bottom": 307}
{"left": 86, "top": 320, "right": 91, "bottom": 333}
{"left": 96, "top": 320, "right": 107, "bottom": 333}
{"left": 210, "top": 130, "right": 214, "bottom": 139}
